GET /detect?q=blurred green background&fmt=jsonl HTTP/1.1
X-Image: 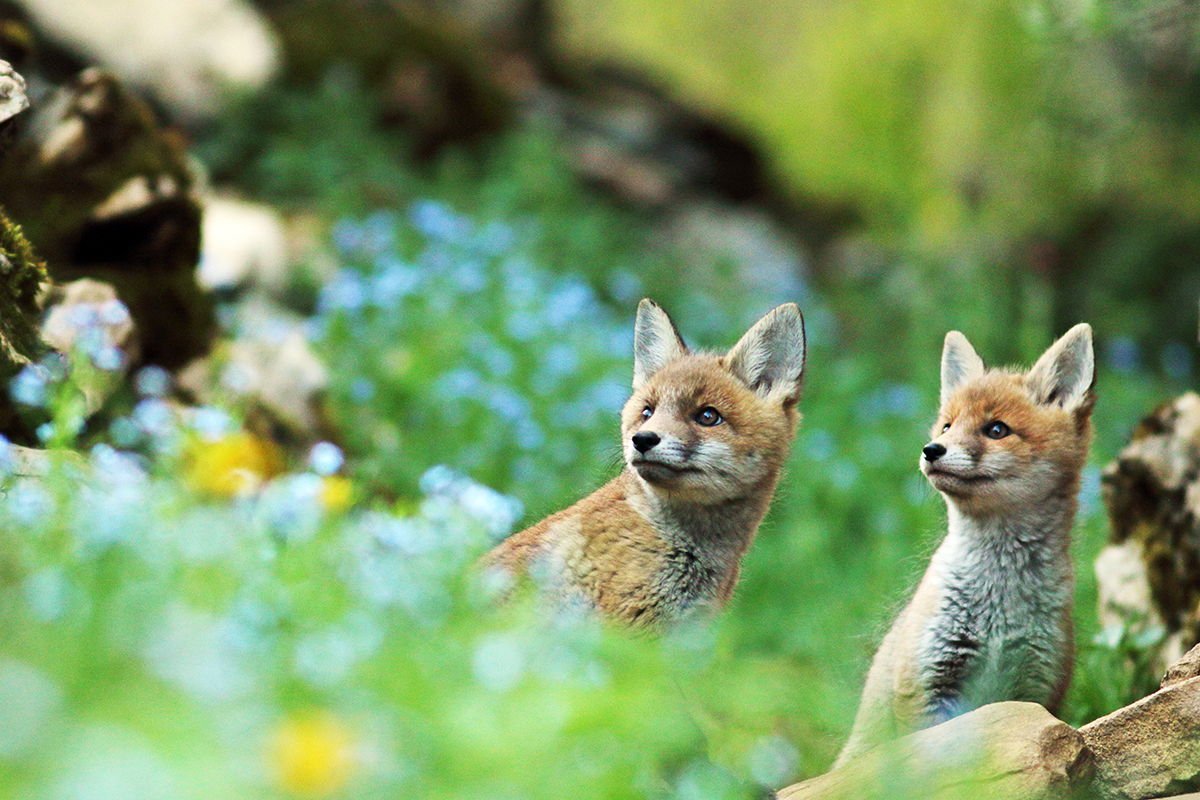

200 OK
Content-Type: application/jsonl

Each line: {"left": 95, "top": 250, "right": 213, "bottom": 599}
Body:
{"left": 0, "top": 0, "right": 1195, "bottom": 797}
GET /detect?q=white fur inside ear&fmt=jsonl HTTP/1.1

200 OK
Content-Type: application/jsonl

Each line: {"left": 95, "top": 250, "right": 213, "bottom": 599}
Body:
{"left": 1027, "top": 323, "right": 1094, "bottom": 410}
{"left": 941, "top": 331, "right": 986, "bottom": 405}
{"left": 632, "top": 299, "right": 689, "bottom": 389}
{"left": 725, "top": 303, "right": 806, "bottom": 404}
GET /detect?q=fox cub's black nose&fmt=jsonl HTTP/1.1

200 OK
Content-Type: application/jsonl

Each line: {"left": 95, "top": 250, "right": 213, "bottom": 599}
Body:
{"left": 923, "top": 442, "right": 947, "bottom": 462}
{"left": 632, "top": 431, "right": 660, "bottom": 453}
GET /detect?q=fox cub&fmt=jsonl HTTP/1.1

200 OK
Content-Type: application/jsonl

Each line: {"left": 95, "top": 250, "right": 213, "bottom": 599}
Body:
{"left": 837, "top": 323, "right": 1095, "bottom": 766}
{"left": 485, "top": 299, "right": 806, "bottom": 628}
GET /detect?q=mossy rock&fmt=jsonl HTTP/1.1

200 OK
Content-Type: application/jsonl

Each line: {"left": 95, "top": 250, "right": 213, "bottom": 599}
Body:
{"left": 0, "top": 68, "right": 213, "bottom": 369}
{"left": 1101, "top": 391, "right": 1200, "bottom": 643}
{"left": 0, "top": 207, "right": 47, "bottom": 438}
{"left": 0, "top": 206, "right": 45, "bottom": 365}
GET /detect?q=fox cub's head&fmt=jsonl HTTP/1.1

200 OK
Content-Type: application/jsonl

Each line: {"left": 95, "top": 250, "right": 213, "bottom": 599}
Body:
{"left": 921, "top": 324, "right": 1095, "bottom": 516}
{"left": 621, "top": 299, "right": 805, "bottom": 503}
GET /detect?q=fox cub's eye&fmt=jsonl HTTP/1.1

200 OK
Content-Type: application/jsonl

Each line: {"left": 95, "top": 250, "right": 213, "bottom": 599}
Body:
{"left": 941, "top": 422, "right": 951, "bottom": 433}
{"left": 984, "top": 421, "right": 1011, "bottom": 439}
{"left": 694, "top": 407, "right": 723, "bottom": 427}
{"left": 641, "top": 406, "right": 653, "bottom": 420}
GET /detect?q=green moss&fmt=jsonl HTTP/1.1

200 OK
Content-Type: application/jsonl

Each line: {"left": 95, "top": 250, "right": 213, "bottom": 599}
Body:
{"left": 0, "top": 205, "right": 46, "bottom": 367}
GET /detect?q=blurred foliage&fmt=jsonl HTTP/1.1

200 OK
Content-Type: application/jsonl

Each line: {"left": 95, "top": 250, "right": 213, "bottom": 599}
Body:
{"left": 553, "top": 0, "right": 1186, "bottom": 235}
{"left": 554, "top": 0, "right": 1200, "bottom": 345}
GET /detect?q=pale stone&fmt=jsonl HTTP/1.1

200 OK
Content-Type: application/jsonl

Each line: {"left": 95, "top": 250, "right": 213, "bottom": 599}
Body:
{"left": 197, "top": 197, "right": 288, "bottom": 292}
{"left": 1079, "top": 674, "right": 1200, "bottom": 800}
{"left": 16, "top": 0, "right": 280, "bottom": 119}
{"left": 178, "top": 297, "right": 327, "bottom": 439}
{"left": 40, "top": 279, "right": 138, "bottom": 415}
{"left": 1095, "top": 542, "right": 1163, "bottom": 636}
{"left": 1162, "top": 642, "right": 1200, "bottom": 689}
{"left": 0, "top": 60, "right": 28, "bottom": 124}
{"left": 776, "top": 702, "right": 1090, "bottom": 800}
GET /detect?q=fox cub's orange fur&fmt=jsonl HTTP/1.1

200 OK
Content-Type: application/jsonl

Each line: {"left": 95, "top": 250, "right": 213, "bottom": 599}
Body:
{"left": 837, "top": 324, "right": 1095, "bottom": 766}
{"left": 484, "top": 299, "right": 806, "bottom": 628}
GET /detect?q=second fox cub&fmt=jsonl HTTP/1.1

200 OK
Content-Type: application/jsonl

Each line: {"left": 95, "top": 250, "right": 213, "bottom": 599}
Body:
{"left": 485, "top": 299, "right": 806, "bottom": 628}
{"left": 837, "top": 323, "right": 1095, "bottom": 766}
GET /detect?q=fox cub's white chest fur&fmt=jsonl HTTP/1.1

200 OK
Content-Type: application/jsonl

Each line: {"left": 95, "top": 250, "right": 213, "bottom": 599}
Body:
{"left": 837, "top": 324, "right": 1095, "bottom": 766}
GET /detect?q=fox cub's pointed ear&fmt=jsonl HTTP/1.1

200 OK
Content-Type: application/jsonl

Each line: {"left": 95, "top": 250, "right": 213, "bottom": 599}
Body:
{"left": 725, "top": 303, "right": 806, "bottom": 405}
{"left": 633, "top": 299, "right": 689, "bottom": 390}
{"left": 941, "top": 331, "right": 986, "bottom": 405}
{"left": 1027, "top": 323, "right": 1094, "bottom": 412}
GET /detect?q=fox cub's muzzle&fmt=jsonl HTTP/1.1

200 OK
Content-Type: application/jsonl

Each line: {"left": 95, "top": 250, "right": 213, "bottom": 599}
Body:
{"left": 632, "top": 431, "right": 660, "bottom": 453}
{"left": 923, "top": 442, "right": 946, "bottom": 462}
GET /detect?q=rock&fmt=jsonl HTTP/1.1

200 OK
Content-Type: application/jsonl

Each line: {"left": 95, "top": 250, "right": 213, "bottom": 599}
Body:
{"left": 1095, "top": 541, "right": 1166, "bottom": 639}
{"left": 178, "top": 296, "right": 329, "bottom": 447}
{"left": 0, "top": 206, "right": 47, "bottom": 367}
{"left": 1079, "top": 673, "right": 1200, "bottom": 799}
{"left": 1099, "top": 391, "right": 1200, "bottom": 669}
{"left": 556, "top": 68, "right": 768, "bottom": 206}
{"left": 1162, "top": 642, "right": 1200, "bottom": 689}
{"left": 0, "top": 207, "right": 49, "bottom": 440}
{"left": 40, "top": 278, "right": 137, "bottom": 414}
{"left": 0, "top": 59, "right": 28, "bottom": 155}
{"left": 0, "top": 61, "right": 27, "bottom": 119}
{"left": 14, "top": 0, "right": 279, "bottom": 119}
{"left": 776, "top": 702, "right": 1091, "bottom": 800}
{"left": 197, "top": 196, "right": 288, "bottom": 293}
{"left": 5, "top": 442, "right": 85, "bottom": 477}
{"left": 0, "top": 67, "right": 214, "bottom": 370}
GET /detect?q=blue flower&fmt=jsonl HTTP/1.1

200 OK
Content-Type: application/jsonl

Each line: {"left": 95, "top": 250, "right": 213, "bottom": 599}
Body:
{"left": 362, "top": 209, "right": 397, "bottom": 254}
{"left": 544, "top": 280, "right": 596, "bottom": 328}
{"left": 10, "top": 365, "right": 49, "bottom": 408}
{"left": 487, "top": 388, "right": 530, "bottom": 420}
{"left": 542, "top": 343, "right": 580, "bottom": 379}
{"left": 411, "top": 200, "right": 471, "bottom": 244}
{"left": 370, "top": 259, "right": 421, "bottom": 305}
{"left": 331, "top": 218, "right": 365, "bottom": 256}
{"left": 349, "top": 377, "right": 375, "bottom": 403}
{"left": 308, "top": 442, "right": 345, "bottom": 476}
{"left": 1106, "top": 336, "right": 1142, "bottom": 373}
{"left": 93, "top": 344, "right": 125, "bottom": 372}
{"left": 135, "top": 366, "right": 171, "bottom": 398}
{"left": 98, "top": 298, "right": 131, "bottom": 327}
{"left": 476, "top": 220, "right": 516, "bottom": 255}
{"left": 1162, "top": 340, "right": 1192, "bottom": 381}
{"left": 189, "top": 406, "right": 234, "bottom": 440}
{"left": 436, "top": 368, "right": 483, "bottom": 400}
{"left": 0, "top": 434, "right": 13, "bottom": 476}
{"left": 133, "top": 398, "right": 175, "bottom": 437}
{"left": 318, "top": 271, "right": 368, "bottom": 314}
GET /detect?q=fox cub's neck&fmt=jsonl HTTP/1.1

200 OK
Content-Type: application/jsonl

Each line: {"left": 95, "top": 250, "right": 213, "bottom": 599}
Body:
{"left": 628, "top": 470, "right": 777, "bottom": 584}
{"left": 837, "top": 323, "right": 1094, "bottom": 766}
{"left": 944, "top": 497, "right": 1076, "bottom": 559}
{"left": 485, "top": 299, "right": 806, "bottom": 629}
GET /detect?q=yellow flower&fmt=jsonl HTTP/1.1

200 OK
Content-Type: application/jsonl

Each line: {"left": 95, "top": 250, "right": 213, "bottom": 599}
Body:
{"left": 186, "top": 432, "right": 284, "bottom": 497}
{"left": 268, "top": 711, "right": 357, "bottom": 797}
{"left": 320, "top": 476, "right": 355, "bottom": 512}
